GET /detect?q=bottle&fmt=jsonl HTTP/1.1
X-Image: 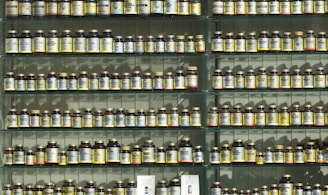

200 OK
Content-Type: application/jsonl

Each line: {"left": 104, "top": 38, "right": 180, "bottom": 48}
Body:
{"left": 156, "top": 180, "right": 168, "bottom": 195}
{"left": 19, "top": 0, "right": 32, "bottom": 17}
{"left": 166, "top": 142, "right": 178, "bottom": 164}
{"left": 67, "top": 144, "right": 79, "bottom": 165}
{"left": 126, "top": 181, "right": 137, "bottom": 195}
{"left": 256, "top": 67, "right": 268, "bottom": 88}
{"left": 131, "top": 145, "right": 142, "bottom": 165}
{"left": 302, "top": 104, "right": 314, "bottom": 126}
{"left": 282, "top": 32, "right": 293, "bottom": 52}
{"left": 6, "top": 0, "right": 19, "bottom": 18}
{"left": 178, "top": 137, "right": 193, "bottom": 163}
{"left": 193, "top": 145, "right": 204, "bottom": 164}
{"left": 45, "top": 140, "right": 59, "bottom": 164}
{"left": 19, "top": 30, "right": 33, "bottom": 53}
{"left": 62, "top": 179, "right": 76, "bottom": 195}
{"left": 79, "top": 140, "right": 92, "bottom": 164}
{"left": 212, "top": 31, "right": 224, "bottom": 52}
{"left": 5, "top": 30, "right": 19, "bottom": 54}
{"left": 293, "top": 31, "right": 304, "bottom": 52}
{"left": 224, "top": 0, "right": 235, "bottom": 15}
{"left": 220, "top": 144, "right": 231, "bottom": 163}
{"left": 97, "top": 0, "right": 110, "bottom": 16}
{"left": 255, "top": 104, "right": 266, "bottom": 126}
{"left": 231, "top": 139, "right": 245, "bottom": 162}
{"left": 142, "top": 140, "right": 156, "bottom": 163}
{"left": 46, "top": 30, "right": 59, "bottom": 53}
{"left": 213, "top": 0, "right": 224, "bottom": 15}
{"left": 304, "top": 30, "right": 316, "bottom": 51}
{"left": 151, "top": 0, "right": 164, "bottom": 15}
{"left": 169, "top": 179, "right": 181, "bottom": 195}
{"left": 280, "top": 69, "right": 290, "bottom": 88}
{"left": 258, "top": 31, "right": 269, "bottom": 52}
{"left": 156, "top": 107, "right": 168, "bottom": 127}
{"left": 164, "top": 0, "right": 177, "bottom": 15}
{"left": 87, "top": 29, "right": 100, "bottom": 53}
{"left": 120, "top": 145, "right": 131, "bottom": 164}
{"left": 58, "top": 0, "right": 71, "bottom": 17}
{"left": 32, "top": 0, "right": 46, "bottom": 17}
{"left": 224, "top": 32, "right": 234, "bottom": 52}
{"left": 246, "top": 142, "right": 256, "bottom": 163}
{"left": 279, "top": 174, "right": 293, "bottom": 195}
{"left": 92, "top": 140, "right": 106, "bottom": 164}
{"left": 266, "top": 104, "right": 278, "bottom": 126}
{"left": 209, "top": 147, "right": 220, "bottom": 164}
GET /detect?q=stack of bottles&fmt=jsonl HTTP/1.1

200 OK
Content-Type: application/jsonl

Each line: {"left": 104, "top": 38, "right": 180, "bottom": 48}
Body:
{"left": 5, "top": 0, "right": 202, "bottom": 18}
{"left": 211, "top": 30, "right": 327, "bottom": 53}
{"left": 4, "top": 137, "right": 204, "bottom": 166}
{"left": 209, "top": 139, "right": 328, "bottom": 164}
{"left": 5, "top": 29, "right": 205, "bottom": 54}
{"left": 207, "top": 103, "right": 327, "bottom": 127}
{"left": 4, "top": 66, "right": 199, "bottom": 92}
{"left": 210, "top": 175, "right": 328, "bottom": 195}
{"left": 211, "top": 66, "right": 326, "bottom": 90}
{"left": 2, "top": 177, "right": 186, "bottom": 195}
{"left": 6, "top": 106, "right": 202, "bottom": 129}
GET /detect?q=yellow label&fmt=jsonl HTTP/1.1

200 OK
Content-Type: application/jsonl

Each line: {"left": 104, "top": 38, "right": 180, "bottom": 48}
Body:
{"left": 59, "top": 155, "right": 67, "bottom": 165}
{"left": 62, "top": 186, "right": 75, "bottom": 195}
{"left": 6, "top": 1, "right": 19, "bottom": 16}
{"left": 113, "top": 188, "right": 125, "bottom": 195}
{"left": 92, "top": 148, "right": 106, "bottom": 164}
{"left": 220, "top": 150, "right": 231, "bottom": 163}
{"left": 284, "top": 152, "right": 293, "bottom": 163}
{"left": 279, "top": 113, "right": 290, "bottom": 126}
{"left": 85, "top": 2, "right": 97, "bottom": 15}
{"left": 190, "top": 3, "right": 201, "bottom": 15}
{"left": 246, "top": 149, "right": 256, "bottom": 162}
{"left": 305, "top": 149, "right": 316, "bottom": 162}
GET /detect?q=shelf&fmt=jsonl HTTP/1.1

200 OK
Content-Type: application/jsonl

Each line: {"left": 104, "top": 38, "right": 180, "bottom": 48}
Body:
{"left": 207, "top": 126, "right": 328, "bottom": 131}
{"left": 210, "top": 52, "right": 328, "bottom": 57}
{"left": 2, "top": 164, "right": 204, "bottom": 169}
{"left": 209, "top": 14, "right": 328, "bottom": 20}
{"left": 1, "top": 127, "right": 204, "bottom": 132}
{"left": 206, "top": 163, "right": 328, "bottom": 168}
{"left": 208, "top": 89, "right": 328, "bottom": 93}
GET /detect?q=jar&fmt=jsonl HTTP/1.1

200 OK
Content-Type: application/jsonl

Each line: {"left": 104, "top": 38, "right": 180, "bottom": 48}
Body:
{"left": 34, "top": 145, "right": 45, "bottom": 165}
{"left": 219, "top": 105, "right": 230, "bottom": 126}
{"left": 156, "top": 180, "right": 168, "bottom": 195}
{"left": 279, "top": 106, "right": 290, "bottom": 126}
{"left": 33, "top": 30, "right": 46, "bottom": 53}
{"left": 257, "top": 0, "right": 269, "bottom": 14}
{"left": 7, "top": 108, "right": 18, "bottom": 128}
{"left": 166, "top": 142, "right": 178, "bottom": 164}
{"left": 193, "top": 145, "right": 204, "bottom": 164}
{"left": 255, "top": 105, "right": 267, "bottom": 127}
{"left": 266, "top": 104, "right": 278, "bottom": 126}
{"left": 178, "top": 137, "right": 193, "bottom": 163}
{"left": 45, "top": 140, "right": 59, "bottom": 164}
{"left": 302, "top": 104, "right": 314, "bottom": 126}
{"left": 235, "top": 71, "right": 245, "bottom": 89}
{"left": 120, "top": 146, "right": 131, "bottom": 164}
{"left": 30, "top": 109, "right": 41, "bottom": 128}
{"left": 293, "top": 31, "right": 304, "bottom": 51}
{"left": 146, "top": 109, "right": 156, "bottom": 127}
{"left": 46, "top": 30, "right": 59, "bottom": 53}
{"left": 207, "top": 107, "right": 219, "bottom": 127}
{"left": 46, "top": 71, "right": 58, "bottom": 91}
{"left": 89, "top": 72, "right": 99, "bottom": 91}
{"left": 115, "top": 108, "right": 126, "bottom": 127}
{"left": 85, "top": 181, "right": 96, "bottom": 195}
{"left": 58, "top": 0, "right": 71, "bottom": 16}
{"left": 58, "top": 72, "right": 68, "bottom": 90}
{"left": 44, "top": 0, "right": 57, "bottom": 17}
{"left": 284, "top": 146, "right": 294, "bottom": 164}
{"left": 13, "top": 183, "right": 24, "bottom": 195}
{"left": 60, "top": 30, "right": 72, "bottom": 53}
{"left": 92, "top": 110, "right": 102, "bottom": 128}
{"left": 87, "top": 29, "right": 100, "bottom": 53}
{"left": 224, "top": 32, "right": 234, "bottom": 52}
{"left": 304, "top": 30, "right": 316, "bottom": 51}
{"left": 92, "top": 140, "right": 106, "bottom": 164}
{"left": 246, "top": 142, "right": 256, "bottom": 163}
{"left": 190, "top": 107, "right": 201, "bottom": 127}
{"left": 165, "top": 35, "right": 175, "bottom": 53}
{"left": 62, "top": 179, "right": 75, "bottom": 195}
{"left": 98, "top": 71, "right": 109, "bottom": 90}
{"left": 67, "top": 144, "right": 79, "bottom": 165}
{"left": 15, "top": 73, "right": 25, "bottom": 92}
{"left": 195, "top": 34, "right": 205, "bottom": 53}
{"left": 314, "top": 66, "right": 325, "bottom": 88}
{"left": 243, "top": 107, "right": 254, "bottom": 126}
{"left": 14, "top": 144, "right": 25, "bottom": 165}
{"left": 126, "top": 109, "right": 136, "bottom": 127}
{"left": 223, "top": 0, "right": 234, "bottom": 15}
{"left": 223, "top": 69, "right": 234, "bottom": 89}
{"left": 141, "top": 72, "right": 152, "bottom": 90}
{"left": 153, "top": 72, "right": 164, "bottom": 90}
{"left": 145, "top": 35, "right": 155, "bottom": 53}
{"left": 231, "top": 105, "right": 242, "bottom": 126}
{"left": 279, "top": 174, "right": 293, "bottom": 195}
{"left": 156, "top": 146, "right": 166, "bottom": 164}
{"left": 255, "top": 67, "right": 267, "bottom": 88}
{"left": 258, "top": 31, "right": 269, "bottom": 52}
{"left": 19, "top": 0, "right": 32, "bottom": 17}
{"left": 246, "top": 32, "right": 257, "bottom": 52}
{"left": 59, "top": 152, "right": 67, "bottom": 166}
{"left": 71, "top": 0, "right": 84, "bottom": 16}
{"left": 156, "top": 107, "right": 168, "bottom": 127}
{"left": 235, "top": 0, "right": 246, "bottom": 14}
{"left": 142, "top": 140, "right": 156, "bottom": 163}
{"left": 179, "top": 109, "right": 190, "bottom": 127}
{"left": 131, "top": 71, "right": 142, "bottom": 90}
{"left": 212, "top": 31, "right": 224, "bottom": 52}
{"left": 220, "top": 144, "right": 231, "bottom": 163}
{"left": 164, "top": 72, "right": 174, "bottom": 90}
{"left": 213, "top": 0, "right": 224, "bottom": 15}
{"left": 51, "top": 108, "right": 61, "bottom": 128}
{"left": 294, "top": 146, "right": 304, "bottom": 163}
{"left": 68, "top": 73, "right": 78, "bottom": 90}
{"left": 175, "top": 35, "right": 185, "bottom": 53}
{"left": 125, "top": 181, "right": 137, "bottom": 195}
{"left": 110, "top": 72, "right": 121, "bottom": 90}
{"left": 155, "top": 35, "right": 165, "bottom": 53}
{"left": 273, "top": 145, "right": 284, "bottom": 163}
{"left": 291, "top": 69, "right": 302, "bottom": 88}
{"left": 291, "top": 0, "right": 304, "bottom": 13}
{"left": 41, "top": 110, "right": 51, "bottom": 128}
{"left": 282, "top": 32, "right": 293, "bottom": 52}
{"left": 72, "top": 110, "right": 82, "bottom": 128}
{"left": 231, "top": 139, "right": 245, "bottom": 162}
{"left": 131, "top": 144, "right": 142, "bottom": 164}
{"left": 100, "top": 29, "right": 113, "bottom": 53}
{"left": 305, "top": 141, "right": 316, "bottom": 163}
{"left": 264, "top": 147, "right": 273, "bottom": 163}
{"left": 124, "top": 36, "right": 134, "bottom": 53}
{"left": 280, "top": 0, "right": 291, "bottom": 14}
{"left": 169, "top": 179, "right": 181, "bottom": 195}
{"left": 18, "top": 108, "right": 29, "bottom": 128}
{"left": 4, "top": 147, "right": 14, "bottom": 166}
{"left": 111, "top": 0, "right": 123, "bottom": 15}
{"left": 79, "top": 140, "right": 92, "bottom": 164}
{"left": 290, "top": 104, "right": 302, "bottom": 126}
{"left": 209, "top": 147, "right": 220, "bottom": 164}
{"left": 104, "top": 108, "right": 114, "bottom": 127}
{"left": 174, "top": 70, "right": 185, "bottom": 89}
{"left": 270, "top": 31, "right": 281, "bottom": 51}
{"left": 6, "top": 0, "right": 19, "bottom": 18}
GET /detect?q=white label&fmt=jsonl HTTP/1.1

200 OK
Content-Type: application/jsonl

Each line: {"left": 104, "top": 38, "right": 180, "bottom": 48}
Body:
{"left": 170, "top": 186, "right": 181, "bottom": 195}
{"left": 280, "top": 75, "right": 290, "bottom": 88}
{"left": 270, "top": 37, "right": 281, "bottom": 50}
{"left": 303, "top": 0, "right": 314, "bottom": 13}
{"left": 291, "top": 75, "right": 302, "bottom": 88}
{"left": 212, "top": 75, "right": 223, "bottom": 89}
{"left": 236, "top": 39, "right": 246, "bottom": 52}
{"left": 67, "top": 151, "right": 78, "bottom": 163}
{"left": 294, "top": 37, "right": 304, "bottom": 51}
{"left": 126, "top": 115, "right": 136, "bottom": 126}
{"left": 14, "top": 151, "right": 25, "bottom": 164}
{"left": 165, "top": 0, "right": 177, "bottom": 14}
{"left": 210, "top": 152, "right": 220, "bottom": 164}
{"left": 281, "top": 1, "right": 291, "bottom": 13}
{"left": 291, "top": 112, "right": 301, "bottom": 125}
{"left": 212, "top": 38, "right": 223, "bottom": 51}
{"left": 245, "top": 75, "right": 255, "bottom": 88}
{"left": 169, "top": 113, "right": 179, "bottom": 126}
{"left": 224, "top": 39, "right": 234, "bottom": 52}
{"left": 80, "top": 148, "right": 92, "bottom": 163}
{"left": 19, "top": 114, "right": 29, "bottom": 127}
{"left": 279, "top": 183, "right": 293, "bottom": 195}
{"left": 156, "top": 188, "right": 168, "bottom": 195}
{"left": 111, "top": 1, "right": 123, "bottom": 14}
{"left": 33, "top": 1, "right": 45, "bottom": 16}
{"left": 178, "top": 1, "right": 189, "bottom": 14}
{"left": 243, "top": 113, "right": 254, "bottom": 125}
{"left": 269, "top": 1, "right": 279, "bottom": 13}
{"left": 257, "top": 75, "right": 267, "bottom": 88}
{"left": 5, "top": 77, "right": 15, "bottom": 90}
{"left": 142, "top": 147, "right": 155, "bottom": 162}
{"left": 107, "top": 147, "right": 120, "bottom": 162}
{"left": 33, "top": 37, "right": 46, "bottom": 52}
{"left": 115, "top": 114, "right": 125, "bottom": 127}
{"left": 223, "top": 75, "right": 234, "bottom": 88}
{"left": 47, "top": 37, "right": 59, "bottom": 52}
{"left": 6, "top": 38, "right": 19, "bottom": 53}
{"left": 104, "top": 114, "right": 114, "bottom": 127}
{"left": 99, "top": 77, "right": 110, "bottom": 89}
{"left": 138, "top": 0, "right": 151, "bottom": 14}
{"left": 155, "top": 41, "right": 165, "bottom": 53}
{"left": 317, "top": 38, "right": 327, "bottom": 51}
{"left": 191, "top": 113, "right": 201, "bottom": 126}
{"left": 267, "top": 112, "right": 278, "bottom": 125}
{"left": 193, "top": 151, "right": 203, "bottom": 163}
{"left": 179, "top": 147, "right": 193, "bottom": 162}
{"left": 264, "top": 151, "right": 273, "bottom": 163}
{"left": 257, "top": 1, "right": 269, "bottom": 14}
{"left": 114, "top": 41, "right": 124, "bottom": 53}
{"left": 74, "top": 37, "right": 86, "bottom": 52}
{"left": 125, "top": 0, "right": 137, "bottom": 14}
{"left": 213, "top": 1, "right": 223, "bottom": 14}
{"left": 220, "top": 113, "right": 230, "bottom": 125}
{"left": 19, "top": 2, "right": 32, "bottom": 15}
{"left": 269, "top": 75, "right": 279, "bottom": 88}
{"left": 19, "top": 38, "right": 32, "bottom": 53}
{"left": 60, "top": 37, "right": 72, "bottom": 52}
{"left": 89, "top": 78, "right": 99, "bottom": 90}
{"left": 232, "top": 146, "right": 244, "bottom": 162}
{"left": 235, "top": 1, "right": 246, "bottom": 14}
{"left": 72, "top": 1, "right": 84, "bottom": 16}
{"left": 256, "top": 112, "right": 266, "bottom": 126}
{"left": 303, "top": 112, "right": 313, "bottom": 125}
{"left": 157, "top": 113, "right": 167, "bottom": 125}
{"left": 136, "top": 115, "right": 146, "bottom": 127}
{"left": 224, "top": 1, "right": 234, "bottom": 14}
{"left": 274, "top": 151, "right": 284, "bottom": 163}
{"left": 97, "top": 0, "right": 110, "bottom": 15}
{"left": 211, "top": 188, "right": 221, "bottom": 195}
{"left": 51, "top": 114, "right": 61, "bottom": 127}
{"left": 124, "top": 41, "right": 134, "bottom": 53}
{"left": 315, "top": 75, "right": 325, "bottom": 88}
{"left": 87, "top": 37, "right": 100, "bottom": 52}
{"left": 30, "top": 115, "right": 40, "bottom": 127}
{"left": 315, "top": 0, "right": 324, "bottom": 13}
{"left": 258, "top": 37, "right": 269, "bottom": 50}
{"left": 303, "top": 75, "right": 313, "bottom": 88}
{"left": 131, "top": 76, "right": 142, "bottom": 89}
{"left": 174, "top": 76, "right": 185, "bottom": 89}
{"left": 46, "top": 148, "right": 58, "bottom": 163}
{"left": 83, "top": 114, "right": 93, "bottom": 126}
{"left": 151, "top": 0, "right": 164, "bottom": 13}
{"left": 247, "top": 1, "right": 257, "bottom": 13}
{"left": 79, "top": 78, "right": 89, "bottom": 90}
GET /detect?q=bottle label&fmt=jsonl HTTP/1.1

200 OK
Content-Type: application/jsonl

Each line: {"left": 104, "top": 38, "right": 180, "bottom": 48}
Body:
{"left": 7, "top": 114, "right": 17, "bottom": 128}
{"left": 166, "top": 150, "right": 178, "bottom": 163}
{"left": 315, "top": 112, "right": 324, "bottom": 126}
{"left": 245, "top": 75, "right": 255, "bottom": 88}
{"left": 151, "top": 1, "right": 164, "bottom": 13}
{"left": 153, "top": 78, "right": 163, "bottom": 89}
{"left": 97, "top": 0, "right": 110, "bottom": 15}
{"left": 257, "top": 75, "right": 267, "bottom": 88}
{"left": 186, "top": 41, "right": 195, "bottom": 52}
{"left": 19, "top": 114, "right": 29, "bottom": 127}
{"left": 126, "top": 188, "right": 137, "bottom": 195}
{"left": 257, "top": 1, "right": 268, "bottom": 14}
{"left": 294, "top": 151, "right": 304, "bottom": 163}
{"left": 72, "top": 116, "right": 82, "bottom": 128}
{"left": 210, "top": 151, "right": 220, "bottom": 164}
{"left": 19, "top": 2, "right": 32, "bottom": 15}
{"left": 35, "top": 151, "right": 45, "bottom": 164}
{"left": 164, "top": 0, "right": 177, "bottom": 14}
{"left": 193, "top": 151, "right": 203, "bottom": 163}
{"left": 235, "top": 76, "right": 244, "bottom": 88}
{"left": 80, "top": 148, "right": 92, "bottom": 163}
{"left": 280, "top": 75, "right": 290, "bottom": 88}
{"left": 114, "top": 41, "right": 123, "bottom": 53}
{"left": 223, "top": 75, "right": 234, "bottom": 88}
{"left": 212, "top": 38, "right": 223, "bottom": 52}
{"left": 107, "top": 147, "right": 120, "bottom": 162}
{"left": 138, "top": 0, "right": 151, "bottom": 14}
{"left": 270, "top": 37, "right": 281, "bottom": 50}
{"left": 5, "top": 77, "right": 15, "bottom": 91}
{"left": 212, "top": 75, "right": 223, "bottom": 89}
{"left": 126, "top": 115, "right": 136, "bottom": 127}
{"left": 174, "top": 76, "right": 185, "bottom": 89}
{"left": 99, "top": 76, "right": 109, "bottom": 90}
{"left": 315, "top": 0, "right": 325, "bottom": 13}
{"left": 58, "top": 78, "right": 67, "bottom": 90}
{"left": 157, "top": 113, "right": 167, "bottom": 126}
{"left": 60, "top": 37, "right": 72, "bottom": 52}
{"left": 179, "top": 147, "right": 193, "bottom": 162}
{"left": 62, "top": 115, "right": 71, "bottom": 127}
{"left": 219, "top": 113, "right": 230, "bottom": 125}
{"left": 156, "top": 151, "right": 166, "bottom": 163}
{"left": 142, "top": 147, "right": 155, "bottom": 163}
{"left": 264, "top": 151, "right": 273, "bottom": 163}
{"left": 246, "top": 39, "right": 257, "bottom": 52}
{"left": 156, "top": 188, "right": 168, "bottom": 195}
{"left": 73, "top": 37, "right": 86, "bottom": 53}
{"left": 269, "top": 1, "right": 279, "bottom": 13}
{"left": 224, "top": 39, "right": 234, "bottom": 52}
{"left": 303, "top": 0, "right": 314, "bottom": 13}
{"left": 46, "top": 37, "right": 59, "bottom": 52}
{"left": 165, "top": 41, "right": 175, "bottom": 52}
{"left": 190, "top": 2, "right": 201, "bottom": 15}
{"left": 187, "top": 75, "right": 198, "bottom": 88}
{"left": 51, "top": 114, "right": 61, "bottom": 127}
{"left": 94, "top": 115, "right": 103, "bottom": 127}
{"left": 147, "top": 115, "right": 156, "bottom": 126}
{"left": 46, "top": 2, "right": 58, "bottom": 15}
{"left": 5, "top": 38, "right": 18, "bottom": 53}
{"left": 279, "top": 113, "right": 289, "bottom": 126}
{"left": 125, "top": 0, "right": 137, "bottom": 14}
{"left": 305, "top": 149, "right": 316, "bottom": 162}
{"left": 305, "top": 37, "right": 316, "bottom": 50}
{"left": 79, "top": 78, "right": 89, "bottom": 90}
{"left": 176, "top": 41, "right": 184, "bottom": 52}
{"left": 291, "top": 75, "right": 302, "bottom": 88}
{"left": 6, "top": 1, "right": 19, "bottom": 17}
{"left": 135, "top": 41, "right": 144, "bottom": 53}
{"left": 67, "top": 151, "right": 78, "bottom": 164}
{"left": 207, "top": 113, "right": 218, "bottom": 126}
{"left": 87, "top": 37, "right": 100, "bottom": 52}
{"left": 235, "top": 1, "right": 246, "bottom": 14}
{"left": 16, "top": 80, "right": 25, "bottom": 91}
{"left": 86, "top": 2, "right": 97, "bottom": 15}
{"left": 115, "top": 114, "right": 125, "bottom": 127}
{"left": 143, "top": 78, "right": 152, "bottom": 90}
{"left": 232, "top": 146, "right": 244, "bottom": 162}
{"left": 243, "top": 113, "right": 254, "bottom": 126}
{"left": 155, "top": 41, "right": 165, "bottom": 53}
{"left": 274, "top": 151, "right": 284, "bottom": 163}
{"left": 291, "top": 112, "right": 301, "bottom": 125}
{"left": 231, "top": 112, "right": 242, "bottom": 126}
{"left": 280, "top": 1, "right": 291, "bottom": 14}
{"left": 224, "top": 1, "right": 234, "bottom": 14}
{"left": 317, "top": 38, "right": 327, "bottom": 51}
{"left": 191, "top": 113, "right": 201, "bottom": 126}
{"left": 315, "top": 75, "right": 325, "bottom": 88}
{"left": 111, "top": 1, "right": 123, "bottom": 14}
{"left": 267, "top": 112, "right": 278, "bottom": 125}
{"left": 211, "top": 188, "right": 222, "bottom": 195}
{"left": 179, "top": 115, "right": 190, "bottom": 126}
{"left": 220, "top": 150, "right": 230, "bottom": 163}
{"left": 46, "top": 148, "right": 58, "bottom": 163}
{"left": 19, "top": 38, "right": 32, "bottom": 53}
{"left": 303, "top": 112, "right": 313, "bottom": 125}
{"left": 236, "top": 39, "right": 246, "bottom": 52}
{"left": 14, "top": 151, "right": 25, "bottom": 164}
{"left": 293, "top": 37, "right": 304, "bottom": 51}
{"left": 30, "top": 115, "right": 40, "bottom": 127}
{"left": 92, "top": 148, "right": 106, "bottom": 164}
{"left": 170, "top": 186, "right": 181, "bottom": 195}
{"left": 247, "top": 1, "right": 257, "bottom": 14}
{"left": 136, "top": 115, "right": 146, "bottom": 127}
{"left": 258, "top": 37, "right": 269, "bottom": 50}
{"left": 178, "top": 1, "right": 189, "bottom": 15}
{"left": 164, "top": 77, "right": 173, "bottom": 89}
{"left": 89, "top": 78, "right": 99, "bottom": 90}
{"left": 279, "top": 183, "right": 293, "bottom": 195}
{"left": 72, "top": 1, "right": 84, "bottom": 16}
{"left": 213, "top": 1, "right": 223, "bottom": 14}
{"left": 169, "top": 113, "right": 179, "bottom": 126}
{"left": 255, "top": 112, "right": 266, "bottom": 126}
{"left": 131, "top": 150, "right": 142, "bottom": 164}
{"left": 33, "top": 1, "right": 46, "bottom": 16}
{"left": 282, "top": 38, "right": 292, "bottom": 51}
{"left": 33, "top": 37, "right": 46, "bottom": 53}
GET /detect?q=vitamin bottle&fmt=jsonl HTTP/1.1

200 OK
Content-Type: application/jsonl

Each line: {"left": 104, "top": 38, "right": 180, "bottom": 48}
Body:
{"left": 235, "top": 71, "right": 245, "bottom": 89}
{"left": 32, "top": 0, "right": 46, "bottom": 17}
{"left": 156, "top": 146, "right": 166, "bottom": 164}
{"left": 46, "top": 30, "right": 59, "bottom": 53}
{"left": 291, "top": 69, "right": 302, "bottom": 88}
{"left": 302, "top": 104, "right": 314, "bottom": 126}
{"left": 92, "top": 140, "right": 106, "bottom": 164}
{"left": 156, "top": 180, "right": 168, "bottom": 195}
{"left": 220, "top": 144, "right": 231, "bottom": 163}
{"left": 304, "top": 30, "right": 316, "bottom": 51}
{"left": 60, "top": 30, "right": 73, "bottom": 53}
{"left": 178, "top": 137, "right": 193, "bottom": 163}
{"left": 258, "top": 30, "right": 269, "bottom": 52}
{"left": 246, "top": 32, "right": 257, "bottom": 52}
{"left": 131, "top": 145, "right": 142, "bottom": 164}
{"left": 257, "top": 0, "right": 269, "bottom": 14}
{"left": 279, "top": 106, "right": 290, "bottom": 126}
{"left": 45, "top": 140, "right": 59, "bottom": 164}
{"left": 169, "top": 179, "right": 181, "bottom": 195}
{"left": 256, "top": 67, "right": 268, "bottom": 88}
{"left": 85, "top": 0, "right": 97, "bottom": 16}
{"left": 19, "top": 0, "right": 32, "bottom": 17}
{"left": 120, "top": 145, "right": 131, "bottom": 164}
{"left": 209, "top": 147, "right": 220, "bottom": 164}
{"left": 255, "top": 105, "right": 266, "bottom": 126}
{"left": 67, "top": 144, "right": 79, "bottom": 165}
{"left": 5, "top": 30, "right": 19, "bottom": 54}
{"left": 282, "top": 32, "right": 293, "bottom": 52}
{"left": 243, "top": 107, "right": 254, "bottom": 126}
{"left": 305, "top": 142, "right": 316, "bottom": 163}
{"left": 79, "top": 140, "right": 92, "bottom": 164}
{"left": 6, "top": 0, "right": 19, "bottom": 18}
{"left": 87, "top": 29, "right": 100, "bottom": 53}
{"left": 279, "top": 174, "right": 293, "bottom": 195}
{"left": 19, "top": 30, "right": 33, "bottom": 53}
{"left": 293, "top": 31, "right": 304, "bottom": 51}
{"left": 231, "top": 139, "right": 245, "bottom": 162}
{"left": 97, "top": 0, "right": 110, "bottom": 16}
{"left": 266, "top": 104, "right": 278, "bottom": 126}
{"left": 212, "top": 31, "right": 224, "bottom": 52}
{"left": 142, "top": 140, "right": 156, "bottom": 163}
{"left": 33, "top": 30, "right": 46, "bottom": 53}
{"left": 62, "top": 179, "right": 75, "bottom": 195}
{"left": 207, "top": 107, "right": 219, "bottom": 127}
{"left": 166, "top": 142, "right": 178, "bottom": 164}
{"left": 231, "top": 105, "right": 242, "bottom": 126}
{"left": 246, "top": 142, "right": 256, "bottom": 163}
{"left": 280, "top": 69, "right": 290, "bottom": 88}
{"left": 164, "top": 0, "right": 177, "bottom": 15}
